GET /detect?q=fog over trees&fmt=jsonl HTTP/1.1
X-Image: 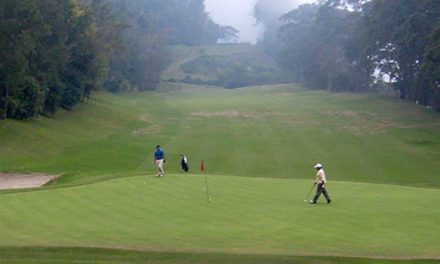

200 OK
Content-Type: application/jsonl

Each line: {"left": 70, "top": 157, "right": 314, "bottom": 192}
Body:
{"left": 259, "top": 0, "right": 440, "bottom": 111}
{"left": 0, "top": 0, "right": 236, "bottom": 119}
{"left": 205, "top": 0, "right": 314, "bottom": 43}
{"left": 1, "top": 0, "right": 440, "bottom": 120}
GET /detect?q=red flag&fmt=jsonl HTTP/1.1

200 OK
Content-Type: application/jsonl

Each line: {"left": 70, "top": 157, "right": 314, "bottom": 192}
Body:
{"left": 200, "top": 160, "right": 205, "bottom": 172}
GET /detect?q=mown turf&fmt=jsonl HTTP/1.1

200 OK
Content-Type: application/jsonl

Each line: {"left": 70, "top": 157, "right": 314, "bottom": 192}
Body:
{"left": 0, "top": 174, "right": 439, "bottom": 259}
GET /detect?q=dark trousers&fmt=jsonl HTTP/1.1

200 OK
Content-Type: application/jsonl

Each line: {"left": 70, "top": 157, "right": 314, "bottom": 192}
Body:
{"left": 313, "top": 183, "right": 331, "bottom": 203}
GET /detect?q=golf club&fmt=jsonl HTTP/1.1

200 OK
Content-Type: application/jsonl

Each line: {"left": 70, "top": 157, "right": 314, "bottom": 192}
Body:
{"left": 303, "top": 182, "right": 316, "bottom": 203}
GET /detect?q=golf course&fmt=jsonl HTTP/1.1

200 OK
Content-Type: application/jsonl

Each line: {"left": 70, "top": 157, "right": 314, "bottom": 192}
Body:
{"left": 1, "top": 44, "right": 440, "bottom": 263}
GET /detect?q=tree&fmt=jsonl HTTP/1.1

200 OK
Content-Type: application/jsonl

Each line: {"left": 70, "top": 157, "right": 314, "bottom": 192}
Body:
{"left": 277, "top": 2, "right": 364, "bottom": 91}
{"left": 420, "top": 26, "right": 440, "bottom": 110}
{"left": 0, "top": 0, "right": 238, "bottom": 119}
{"left": 359, "top": 0, "right": 439, "bottom": 104}
{"left": 0, "top": 0, "right": 115, "bottom": 119}
{"left": 262, "top": 0, "right": 440, "bottom": 111}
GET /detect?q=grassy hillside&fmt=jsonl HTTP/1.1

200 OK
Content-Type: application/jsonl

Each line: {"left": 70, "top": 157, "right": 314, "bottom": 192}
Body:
{"left": 162, "top": 44, "right": 254, "bottom": 81}
{"left": 162, "top": 44, "right": 290, "bottom": 88}
{"left": 1, "top": 83, "right": 440, "bottom": 188}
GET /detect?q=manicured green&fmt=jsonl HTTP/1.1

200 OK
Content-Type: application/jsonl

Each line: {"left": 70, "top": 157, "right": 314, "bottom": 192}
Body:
{"left": 0, "top": 175, "right": 439, "bottom": 260}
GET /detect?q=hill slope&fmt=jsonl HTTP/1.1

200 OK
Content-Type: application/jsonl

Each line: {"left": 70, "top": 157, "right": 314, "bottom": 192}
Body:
{"left": 162, "top": 44, "right": 290, "bottom": 88}
{"left": 1, "top": 83, "right": 440, "bottom": 188}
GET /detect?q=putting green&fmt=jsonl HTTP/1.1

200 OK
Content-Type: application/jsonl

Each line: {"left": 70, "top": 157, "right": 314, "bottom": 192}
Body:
{"left": 1, "top": 174, "right": 439, "bottom": 259}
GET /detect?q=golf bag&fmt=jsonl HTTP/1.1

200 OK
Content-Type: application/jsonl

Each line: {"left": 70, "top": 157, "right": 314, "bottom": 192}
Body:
{"left": 180, "top": 155, "right": 189, "bottom": 172}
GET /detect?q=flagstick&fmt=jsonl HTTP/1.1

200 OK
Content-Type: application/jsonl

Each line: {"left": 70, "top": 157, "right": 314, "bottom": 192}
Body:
{"left": 201, "top": 160, "right": 211, "bottom": 203}
{"left": 204, "top": 170, "right": 211, "bottom": 203}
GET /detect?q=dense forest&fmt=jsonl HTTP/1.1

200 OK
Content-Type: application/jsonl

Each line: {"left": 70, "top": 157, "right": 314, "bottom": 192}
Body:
{"left": 257, "top": 0, "right": 440, "bottom": 111}
{"left": 0, "top": 0, "right": 236, "bottom": 120}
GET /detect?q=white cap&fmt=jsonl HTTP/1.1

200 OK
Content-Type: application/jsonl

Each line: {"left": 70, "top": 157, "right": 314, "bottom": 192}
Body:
{"left": 314, "top": 163, "right": 323, "bottom": 169}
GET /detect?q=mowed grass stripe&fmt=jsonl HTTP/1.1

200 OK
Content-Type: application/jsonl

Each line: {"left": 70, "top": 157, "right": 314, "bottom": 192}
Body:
{"left": 1, "top": 247, "right": 439, "bottom": 264}
{"left": 4, "top": 248, "right": 440, "bottom": 264}
{"left": 0, "top": 175, "right": 439, "bottom": 258}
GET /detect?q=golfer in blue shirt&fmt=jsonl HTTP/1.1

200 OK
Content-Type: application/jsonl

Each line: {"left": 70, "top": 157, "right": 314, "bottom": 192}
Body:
{"left": 154, "top": 145, "right": 165, "bottom": 177}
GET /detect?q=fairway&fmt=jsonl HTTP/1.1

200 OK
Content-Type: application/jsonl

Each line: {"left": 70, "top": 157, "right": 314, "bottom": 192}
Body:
{"left": 2, "top": 84, "right": 440, "bottom": 187}
{"left": 1, "top": 83, "right": 440, "bottom": 263}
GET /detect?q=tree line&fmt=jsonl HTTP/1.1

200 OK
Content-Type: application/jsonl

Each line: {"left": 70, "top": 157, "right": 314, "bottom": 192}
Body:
{"left": 0, "top": 0, "right": 236, "bottom": 120}
{"left": 258, "top": 0, "right": 440, "bottom": 111}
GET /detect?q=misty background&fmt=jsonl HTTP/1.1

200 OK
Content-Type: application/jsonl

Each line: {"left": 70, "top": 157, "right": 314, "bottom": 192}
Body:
{"left": 204, "top": 0, "right": 316, "bottom": 43}
{"left": 2, "top": 0, "right": 440, "bottom": 120}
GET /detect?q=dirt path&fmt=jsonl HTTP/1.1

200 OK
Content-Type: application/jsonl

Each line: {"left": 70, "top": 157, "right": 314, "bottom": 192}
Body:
{"left": 0, "top": 173, "right": 59, "bottom": 190}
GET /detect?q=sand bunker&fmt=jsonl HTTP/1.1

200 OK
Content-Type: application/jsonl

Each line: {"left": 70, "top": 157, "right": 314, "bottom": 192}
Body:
{"left": 0, "top": 173, "right": 59, "bottom": 190}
